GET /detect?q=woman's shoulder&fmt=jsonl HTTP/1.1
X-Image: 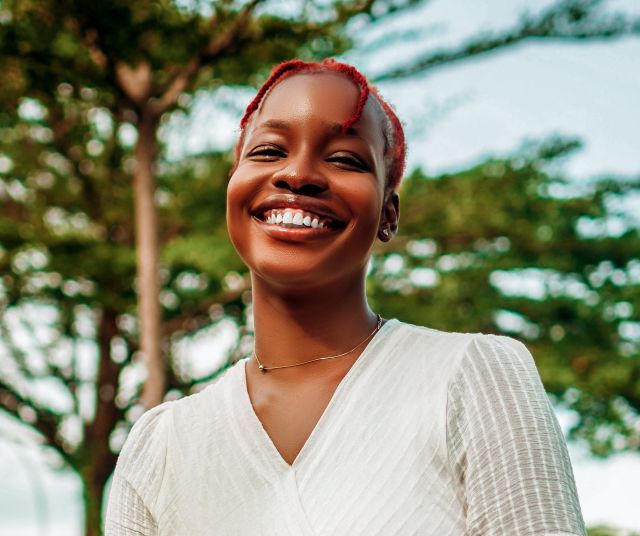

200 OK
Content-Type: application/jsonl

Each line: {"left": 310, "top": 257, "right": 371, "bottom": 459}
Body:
{"left": 458, "top": 330, "right": 538, "bottom": 378}
{"left": 111, "top": 400, "right": 173, "bottom": 500}
{"left": 155, "top": 360, "right": 246, "bottom": 437}
{"left": 113, "top": 362, "right": 242, "bottom": 485}
{"left": 390, "top": 319, "right": 536, "bottom": 380}
{"left": 392, "top": 318, "right": 477, "bottom": 344}
{"left": 394, "top": 317, "right": 525, "bottom": 344}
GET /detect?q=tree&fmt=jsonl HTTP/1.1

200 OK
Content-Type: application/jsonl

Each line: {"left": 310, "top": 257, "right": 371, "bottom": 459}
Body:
{"left": 369, "top": 138, "right": 640, "bottom": 456}
{"left": 587, "top": 525, "right": 640, "bottom": 536}
{"left": 0, "top": 1, "right": 384, "bottom": 532}
{"left": 0, "top": 0, "right": 638, "bottom": 533}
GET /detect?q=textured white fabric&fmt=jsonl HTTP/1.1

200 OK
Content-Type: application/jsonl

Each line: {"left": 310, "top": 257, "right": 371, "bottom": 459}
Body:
{"left": 105, "top": 319, "right": 586, "bottom": 535}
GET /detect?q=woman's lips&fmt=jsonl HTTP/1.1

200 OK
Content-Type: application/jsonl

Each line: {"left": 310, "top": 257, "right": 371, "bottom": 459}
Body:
{"left": 261, "top": 208, "right": 334, "bottom": 228}
{"left": 250, "top": 195, "right": 346, "bottom": 227}
{"left": 251, "top": 215, "right": 342, "bottom": 242}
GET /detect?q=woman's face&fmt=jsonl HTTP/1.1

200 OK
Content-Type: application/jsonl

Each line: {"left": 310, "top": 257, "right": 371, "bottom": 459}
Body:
{"left": 226, "top": 72, "right": 393, "bottom": 290}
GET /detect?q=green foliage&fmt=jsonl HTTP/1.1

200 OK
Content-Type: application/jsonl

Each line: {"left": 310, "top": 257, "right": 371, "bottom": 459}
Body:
{"left": 368, "top": 138, "right": 640, "bottom": 456}
{"left": 588, "top": 525, "right": 640, "bottom": 536}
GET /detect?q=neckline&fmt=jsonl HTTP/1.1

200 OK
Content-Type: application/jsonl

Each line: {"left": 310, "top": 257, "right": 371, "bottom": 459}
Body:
{"left": 235, "top": 318, "right": 400, "bottom": 474}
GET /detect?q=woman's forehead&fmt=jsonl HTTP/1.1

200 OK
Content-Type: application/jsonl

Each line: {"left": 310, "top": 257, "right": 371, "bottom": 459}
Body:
{"left": 249, "top": 73, "right": 386, "bottom": 150}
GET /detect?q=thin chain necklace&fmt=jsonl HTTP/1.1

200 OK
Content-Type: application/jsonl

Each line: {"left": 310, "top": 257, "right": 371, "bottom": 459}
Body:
{"left": 253, "top": 314, "right": 383, "bottom": 373}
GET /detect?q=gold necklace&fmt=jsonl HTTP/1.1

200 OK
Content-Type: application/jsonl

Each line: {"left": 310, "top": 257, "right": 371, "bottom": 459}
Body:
{"left": 253, "top": 314, "right": 383, "bottom": 373}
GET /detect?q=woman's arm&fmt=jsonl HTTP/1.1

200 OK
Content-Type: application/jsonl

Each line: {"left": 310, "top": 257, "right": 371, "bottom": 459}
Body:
{"left": 446, "top": 334, "right": 586, "bottom": 536}
{"left": 105, "top": 473, "right": 158, "bottom": 535}
{"left": 104, "top": 403, "right": 169, "bottom": 536}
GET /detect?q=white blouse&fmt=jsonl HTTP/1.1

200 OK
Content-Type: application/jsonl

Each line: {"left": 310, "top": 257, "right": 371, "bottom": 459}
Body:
{"left": 105, "top": 319, "right": 586, "bottom": 535}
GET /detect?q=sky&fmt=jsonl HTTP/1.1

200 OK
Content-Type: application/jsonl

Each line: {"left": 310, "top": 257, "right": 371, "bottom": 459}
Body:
{"left": 350, "top": 0, "right": 640, "bottom": 179}
{"left": 1, "top": 0, "right": 640, "bottom": 534}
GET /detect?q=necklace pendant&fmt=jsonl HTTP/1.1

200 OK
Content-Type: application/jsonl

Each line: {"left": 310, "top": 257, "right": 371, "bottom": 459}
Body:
{"left": 258, "top": 364, "right": 267, "bottom": 373}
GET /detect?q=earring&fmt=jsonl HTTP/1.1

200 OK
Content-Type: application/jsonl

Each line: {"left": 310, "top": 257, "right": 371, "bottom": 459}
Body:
{"left": 381, "top": 227, "right": 390, "bottom": 238}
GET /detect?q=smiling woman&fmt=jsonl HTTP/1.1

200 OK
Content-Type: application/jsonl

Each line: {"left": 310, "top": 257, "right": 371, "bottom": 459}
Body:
{"left": 227, "top": 71, "right": 397, "bottom": 290}
{"left": 105, "top": 59, "right": 587, "bottom": 535}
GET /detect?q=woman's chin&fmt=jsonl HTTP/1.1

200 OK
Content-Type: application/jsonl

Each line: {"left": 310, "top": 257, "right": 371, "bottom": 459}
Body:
{"left": 250, "top": 258, "right": 355, "bottom": 293}
{"left": 251, "top": 261, "right": 335, "bottom": 290}
{"left": 231, "top": 217, "right": 375, "bottom": 290}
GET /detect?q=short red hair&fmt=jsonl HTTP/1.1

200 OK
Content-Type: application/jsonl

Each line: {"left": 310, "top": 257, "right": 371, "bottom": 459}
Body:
{"left": 232, "top": 58, "right": 406, "bottom": 192}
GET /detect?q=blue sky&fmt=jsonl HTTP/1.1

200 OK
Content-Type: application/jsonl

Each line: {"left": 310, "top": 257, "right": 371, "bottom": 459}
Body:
{"left": 349, "top": 0, "right": 640, "bottom": 179}
{"left": 1, "top": 0, "right": 639, "bottom": 533}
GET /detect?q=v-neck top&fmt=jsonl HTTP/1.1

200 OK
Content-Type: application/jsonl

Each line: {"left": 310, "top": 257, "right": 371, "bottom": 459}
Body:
{"left": 105, "top": 319, "right": 586, "bottom": 536}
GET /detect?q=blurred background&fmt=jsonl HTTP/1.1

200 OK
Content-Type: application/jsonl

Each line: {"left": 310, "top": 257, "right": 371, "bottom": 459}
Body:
{"left": 0, "top": 0, "right": 639, "bottom": 534}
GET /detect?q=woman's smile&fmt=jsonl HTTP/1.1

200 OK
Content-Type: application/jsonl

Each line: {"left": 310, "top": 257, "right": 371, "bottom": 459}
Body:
{"left": 249, "top": 193, "right": 347, "bottom": 243}
{"left": 251, "top": 215, "right": 342, "bottom": 243}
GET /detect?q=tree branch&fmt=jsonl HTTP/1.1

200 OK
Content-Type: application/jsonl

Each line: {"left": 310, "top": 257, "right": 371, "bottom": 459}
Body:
{"left": 115, "top": 61, "right": 153, "bottom": 110}
{"left": 332, "top": 0, "right": 424, "bottom": 25}
{"left": 160, "top": 274, "right": 251, "bottom": 338}
{"left": 75, "top": 16, "right": 138, "bottom": 111}
{"left": 359, "top": 23, "right": 445, "bottom": 54}
{"left": 374, "top": 0, "right": 639, "bottom": 80}
{"left": 168, "top": 323, "right": 251, "bottom": 391}
{"left": 0, "top": 315, "right": 39, "bottom": 381}
{"left": 0, "top": 379, "right": 71, "bottom": 464}
{"left": 154, "top": 0, "right": 264, "bottom": 114}
{"left": 82, "top": 308, "right": 125, "bottom": 456}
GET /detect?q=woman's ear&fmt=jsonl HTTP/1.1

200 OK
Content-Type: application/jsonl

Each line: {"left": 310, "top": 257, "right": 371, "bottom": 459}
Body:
{"left": 378, "top": 190, "right": 400, "bottom": 242}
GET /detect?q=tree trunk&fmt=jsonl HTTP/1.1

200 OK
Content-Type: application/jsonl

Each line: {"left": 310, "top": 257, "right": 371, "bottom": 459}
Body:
{"left": 134, "top": 109, "right": 165, "bottom": 409}
{"left": 79, "top": 307, "right": 120, "bottom": 534}
{"left": 81, "top": 464, "right": 109, "bottom": 536}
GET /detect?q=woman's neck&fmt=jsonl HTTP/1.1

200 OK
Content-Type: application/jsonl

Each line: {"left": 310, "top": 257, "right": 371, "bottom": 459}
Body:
{"left": 249, "top": 270, "right": 379, "bottom": 380}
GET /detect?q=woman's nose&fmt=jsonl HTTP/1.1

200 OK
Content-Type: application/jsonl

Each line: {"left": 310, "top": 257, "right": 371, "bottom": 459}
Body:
{"left": 270, "top": 156, "right": 329, "bottom": 195}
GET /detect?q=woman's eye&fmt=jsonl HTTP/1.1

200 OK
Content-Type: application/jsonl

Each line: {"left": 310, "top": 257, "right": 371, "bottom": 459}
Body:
{"left": 248, "top": 146, "right": 285, "bottom": 160}
{"left": 327, "top": 154, "right": 370, "bottom": 171}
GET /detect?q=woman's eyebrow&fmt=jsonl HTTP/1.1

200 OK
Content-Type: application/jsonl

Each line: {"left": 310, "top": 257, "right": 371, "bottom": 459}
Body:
{"left": 324, "top": 121, "right": 363, "bottom": 140}
{"left": 254, "top": 119, "right": 365, "bottom": 141}
{"left": 254, "top": 119, "right": 289, "bottom": 132}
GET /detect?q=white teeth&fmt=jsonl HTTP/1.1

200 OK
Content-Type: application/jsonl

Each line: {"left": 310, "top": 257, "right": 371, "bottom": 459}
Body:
{"left": 262, "top": 208, "right": 336, "bottom": 229}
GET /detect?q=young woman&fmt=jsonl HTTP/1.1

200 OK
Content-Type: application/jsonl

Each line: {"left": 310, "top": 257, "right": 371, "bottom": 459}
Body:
{"left": 105, "top": 59, "right": 586, "bottom": 535}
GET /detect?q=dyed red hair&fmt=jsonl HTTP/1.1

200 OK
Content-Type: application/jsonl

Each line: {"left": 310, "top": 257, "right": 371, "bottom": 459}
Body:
{"left": 232, "top": 58, "right": 406, "bottom": 192}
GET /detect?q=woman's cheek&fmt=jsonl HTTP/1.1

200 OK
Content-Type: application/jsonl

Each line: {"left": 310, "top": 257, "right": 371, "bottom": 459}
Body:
{"left": 225, "top": 174, "right": 252, "bottom": 255}
{"left": 344, "top": 184, "right": 383, "bottom": 230}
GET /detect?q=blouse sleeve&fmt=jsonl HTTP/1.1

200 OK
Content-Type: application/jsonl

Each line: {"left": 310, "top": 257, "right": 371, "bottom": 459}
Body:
{"left": 104, "top": 403, "right": 170, "bottom": 536}
{"left": 446, "top": 334, "right": 586, "bottom": 536}
{"left": 105, "top": 473, "right": 157, "bottom": 535}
